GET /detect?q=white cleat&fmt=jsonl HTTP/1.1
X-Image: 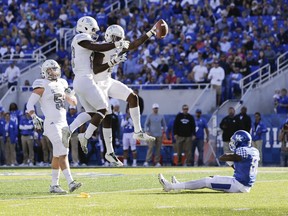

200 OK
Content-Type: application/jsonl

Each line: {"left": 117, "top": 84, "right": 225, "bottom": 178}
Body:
{"left": 158, "top": 173, "right": 173, "bottom": 192}
{"left": 49, "top": 185, "right": 68, "bottom": 194}
{"left": 62, "top": 126, "right": 72, "bottom": 148}
{"left": 133, "top": 131, "right": 155, "bottom": 142}
{"left": 105, "top": 152, "right": 123, "bottom": 167}
{"left": 171, "top": 176, "right": 180, "bottom": 184}
{"left": 78, "top": 133, "right": 88, "bottom": 154}
{"left": 69, "top": 180, "right": 82, "bottom": 193}
{"left": 171, "top": 176, "right": 181, "bottom": 192}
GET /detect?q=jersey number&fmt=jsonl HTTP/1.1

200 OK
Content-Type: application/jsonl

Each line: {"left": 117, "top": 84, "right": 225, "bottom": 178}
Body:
{"left": 54, "top": 93, "right": 65, "bottom": 110}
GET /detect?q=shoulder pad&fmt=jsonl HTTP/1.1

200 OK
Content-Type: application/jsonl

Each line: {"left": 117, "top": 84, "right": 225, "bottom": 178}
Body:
{"left": 75, "top": 33, "right": 92, "bottom": 43}
{"left": 32, "top": 79, "right": 46, "bottom": 89}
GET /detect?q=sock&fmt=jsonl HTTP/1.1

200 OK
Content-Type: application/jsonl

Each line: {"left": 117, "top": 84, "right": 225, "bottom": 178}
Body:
{"left": 62, "top": 169, "right": 73, "bottom": 185}
{"left": 123, "top": 159, "right": 127, "bottom": 165}
{"left": 51, "top": 169, "right": 60, "bottom": 186}
{"left": 70, "top": 112, "right": 91, "bottom": 133}
{"left": 101, "top": 159, "right": 105, "bottom": 164}
{"left": 129, "top": 107, "right": 142, "bottom": 133}
{"left": 133, "top": 159, "right": 137, "bottom": 164}
{"left": 103, "top": 128, "right": 113, "bottom": 154}
{"left": 84, "top": 123, "right": 97, "bottom": 139}
{"left": 173, "top": 178, "right": 208, "bottom": 190}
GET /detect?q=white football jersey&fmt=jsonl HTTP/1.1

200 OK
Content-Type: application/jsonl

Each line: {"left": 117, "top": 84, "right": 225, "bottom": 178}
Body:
{"left": 71, "top": 33, "right": 94, "bottom": 76}
{"left": 94, "top": 47, "right": 123, "bottom": 81}
{"left": 32, "top": 78, "right": 68, "bottom": 122}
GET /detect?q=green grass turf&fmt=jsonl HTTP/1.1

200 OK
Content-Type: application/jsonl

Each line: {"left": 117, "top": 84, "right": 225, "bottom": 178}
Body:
{"left": 0, "top": 167, "right": 287, "bottom": 216}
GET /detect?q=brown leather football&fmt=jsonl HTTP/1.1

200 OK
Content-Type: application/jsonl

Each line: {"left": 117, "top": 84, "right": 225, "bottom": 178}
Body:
{"left": 155, "top": 19, "right": 168, "bottom": 39}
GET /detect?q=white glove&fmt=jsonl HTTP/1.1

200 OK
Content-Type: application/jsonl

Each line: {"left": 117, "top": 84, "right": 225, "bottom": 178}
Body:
{"left": 146, "top": 24, "right": 156, "bottom": 38}
{"left": 64, "top": 88, "right": 75, "bottom": 97}
{"left": 114, "top": 40, "right": 130, "bottom": 49}
{"left": 108, "top": 53, "right": 127, "bottom": 67}
{"left": 31, "top": 114, "right": 43, "bottom": 131}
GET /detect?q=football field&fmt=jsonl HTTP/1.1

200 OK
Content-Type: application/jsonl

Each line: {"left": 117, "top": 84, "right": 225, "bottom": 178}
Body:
{"left": 0, "top": 167, "right": 287, "bottom": 216}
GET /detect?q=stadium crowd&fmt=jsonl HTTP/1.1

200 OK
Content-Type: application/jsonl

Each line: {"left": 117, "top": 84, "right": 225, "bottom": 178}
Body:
{"left": 1, "top": 0, "right": 288, "bottom": 167}
{"left": 1, "top": 0, "right": 288, "bottom": 103}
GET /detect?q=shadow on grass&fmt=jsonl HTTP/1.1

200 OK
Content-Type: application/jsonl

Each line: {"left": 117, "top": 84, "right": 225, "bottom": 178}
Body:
{"left": 133, "top": 191, "right": 222, "bottom": 195}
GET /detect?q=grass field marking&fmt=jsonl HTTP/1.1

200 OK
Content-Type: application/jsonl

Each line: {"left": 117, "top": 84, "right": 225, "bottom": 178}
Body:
{"left": 0, "top": 187, "right": 162, "bottom": 201}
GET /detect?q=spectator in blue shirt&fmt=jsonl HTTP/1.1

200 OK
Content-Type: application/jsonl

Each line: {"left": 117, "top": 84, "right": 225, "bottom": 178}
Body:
{"left": 3, "top": 112, "right": 18, "bottom": 166}
{"left": 19, "top": 111, "right": 34, "bottom": 166}
{"left": 66, "top": 105, "right": 80, "bottom": 167}
{"left": 251, "top": 112, "right": 267, "bottom": 166}
{"left": 276, "top": 88, "right": 288, "bottom": 114}
{"left": 191, "top": 109, "right": 209, "bottom": 166}
{"left": 0, "top": 107, "right": 5, "bottom": 165}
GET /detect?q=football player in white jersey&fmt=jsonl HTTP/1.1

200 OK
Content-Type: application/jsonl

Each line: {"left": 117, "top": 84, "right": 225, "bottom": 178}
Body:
{"left": 90, "top": 24, "right": 157, "bottom": 163}
{"left": 26, "top": 59, "right": 82, "bottom": 194}
{"left": 159, "top": 130, "right": 260, "bottom": 193}
{"left": 62, "top": 16, "right": 129, "bottom": 165}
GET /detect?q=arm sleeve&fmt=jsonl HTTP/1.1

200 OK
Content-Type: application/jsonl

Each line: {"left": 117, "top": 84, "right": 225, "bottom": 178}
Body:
{"left": 26, "top": 93, "right": 40, "bottom": 112}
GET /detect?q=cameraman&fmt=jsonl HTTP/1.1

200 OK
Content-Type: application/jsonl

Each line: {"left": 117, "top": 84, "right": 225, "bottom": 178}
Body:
{"left": 278, "top": 121, "right": 288, "bottom": 167}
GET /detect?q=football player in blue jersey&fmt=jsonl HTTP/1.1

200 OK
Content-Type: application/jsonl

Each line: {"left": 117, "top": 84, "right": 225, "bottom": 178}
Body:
{"left": 158, "top": 130, "right": 260, "bottom": 193}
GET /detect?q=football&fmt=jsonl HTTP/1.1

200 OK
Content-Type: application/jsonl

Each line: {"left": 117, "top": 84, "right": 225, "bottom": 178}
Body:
{"left": 155, "top": 19, "right": 168, "bottom": 39}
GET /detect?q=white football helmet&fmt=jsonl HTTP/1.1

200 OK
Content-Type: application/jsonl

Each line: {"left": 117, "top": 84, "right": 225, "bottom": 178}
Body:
{"left": 105, "top": 25, "right": 125, "bottom": 43}
{"left": 76, "top": 16, "right": 99, "bottom": 38}
{"left": 41, "top": 59, "right": 61, "bottom": 81}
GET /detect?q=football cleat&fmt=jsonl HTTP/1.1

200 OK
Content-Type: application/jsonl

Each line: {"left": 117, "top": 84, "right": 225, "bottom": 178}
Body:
{"left": 69, "top": 180, "right": 82, "bottom": 193}
{"left": 78, "top": 133, "right": 88, "bottom": 154}
{"left": 62, "top": 126, "right": 72, "bottom": 148}
{"left": 50, "top": 185, "right": 68, "bottom": 194}
{"left": 133, "top": 131, "right": 156, "bottom": 142}
{"left": 105, "top": 152, "right": 123, "bottom": 167}
{"left": 171, "top": 176, "right": 180, "bottom": 184}
{"left": 158, "top": 173, "right": 173, "bottom": 192}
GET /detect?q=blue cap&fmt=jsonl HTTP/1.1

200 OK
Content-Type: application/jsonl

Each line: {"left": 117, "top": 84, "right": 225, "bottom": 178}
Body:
{"left": 196, "top": 109, "right": 202, "bottom": 113}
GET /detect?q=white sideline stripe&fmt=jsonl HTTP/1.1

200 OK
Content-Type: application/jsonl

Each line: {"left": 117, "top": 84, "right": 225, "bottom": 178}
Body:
{"left": 0, "top": 188, "right": 160, "bottom": 201}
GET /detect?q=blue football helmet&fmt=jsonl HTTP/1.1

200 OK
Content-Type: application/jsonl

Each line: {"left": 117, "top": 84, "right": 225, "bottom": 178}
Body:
{"left": 229, "top": 130, "right": 252, "bottom": 152}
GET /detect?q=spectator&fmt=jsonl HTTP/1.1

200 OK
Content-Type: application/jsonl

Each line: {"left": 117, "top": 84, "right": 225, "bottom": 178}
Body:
{"left": 191, "top": 109, "right": 209, "bottom": 166}
{"left": 143, "top": 103, "right": 166, "bottom": 167}
{"left": 251, "top": 112, "right": 267, "bottom": 166}
{"left": 208, "top": 60, "right": 225, "bottom": 106}
{"left": 19, "top": 110, "right": 34, "bottom": 166}
{"left": 220, "top": 107, "right": 238, "bottom": 154}
{"left": 8, "top": 102, "right": 22, "bottom": 126}
{"left": 190, "top": 58, "right": 208, "bottom": 85}
{"left": 235, "top": 106, "right": 252, "bottom": 133}
{"left": 275, "top": 88, "right": 288, "bottom": 114}
{"left": 66, "top": 105, "right": 80, "bottom": 167}
{"left": 3, "top": 61, "right": 20, "bottom": 89}
{"left": 3, "top": 112, "right": 18, "bottom": 166}
{"left": 273, "top": 89, "right": 281, "bottom": 113}
{"left": 173, "top": 104, "right": 196, "bottom": 166}
{"left": 121, "top": 108, "right": 137, "bottom": 167}
{"left": 0, "top": 107, "right": 5, "bottom": 165}
{"left": 278, "top": 120, "right": 288, "bottom": 167}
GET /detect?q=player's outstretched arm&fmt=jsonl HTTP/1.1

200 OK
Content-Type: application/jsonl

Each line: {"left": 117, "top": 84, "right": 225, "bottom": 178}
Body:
{"left": 219, "top": 153, "right": 242, "bottom": 162}
{"left": 79, "top": 40, "right": 129, "bottom": 52}
{"left": 124, "top": 24, "right": 156, "bottom": 51}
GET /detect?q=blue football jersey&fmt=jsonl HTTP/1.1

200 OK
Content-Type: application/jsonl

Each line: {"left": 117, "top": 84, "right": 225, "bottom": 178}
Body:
{"left": 233, "top": 146, "right": 260, "bottom": 187}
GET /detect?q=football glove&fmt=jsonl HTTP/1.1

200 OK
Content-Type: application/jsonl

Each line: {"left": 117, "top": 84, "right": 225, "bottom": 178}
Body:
{"left": 64, "top": 88, "right": 75, "bottom": 97}
{"left": 146, "top": 24, "right": 157, "bottom": 38}
{"left": 108, "top": 53, "right": 127, "bottom": 67}
{"left": 31, "top": 114, "right": 43, "bottom": 131}
{"left": 114, "top": 40, "right": 130, "bottom": 49}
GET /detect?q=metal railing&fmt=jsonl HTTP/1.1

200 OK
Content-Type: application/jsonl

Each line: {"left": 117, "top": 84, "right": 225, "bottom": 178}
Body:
{"left": 277, "top": 51, "right": 288, "bottom": 72}
{"left": 239, "top": 64, "right": 271, "bottom": 96}
{"left": 33, "top": 38, "right": 58, "bottom": 57}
